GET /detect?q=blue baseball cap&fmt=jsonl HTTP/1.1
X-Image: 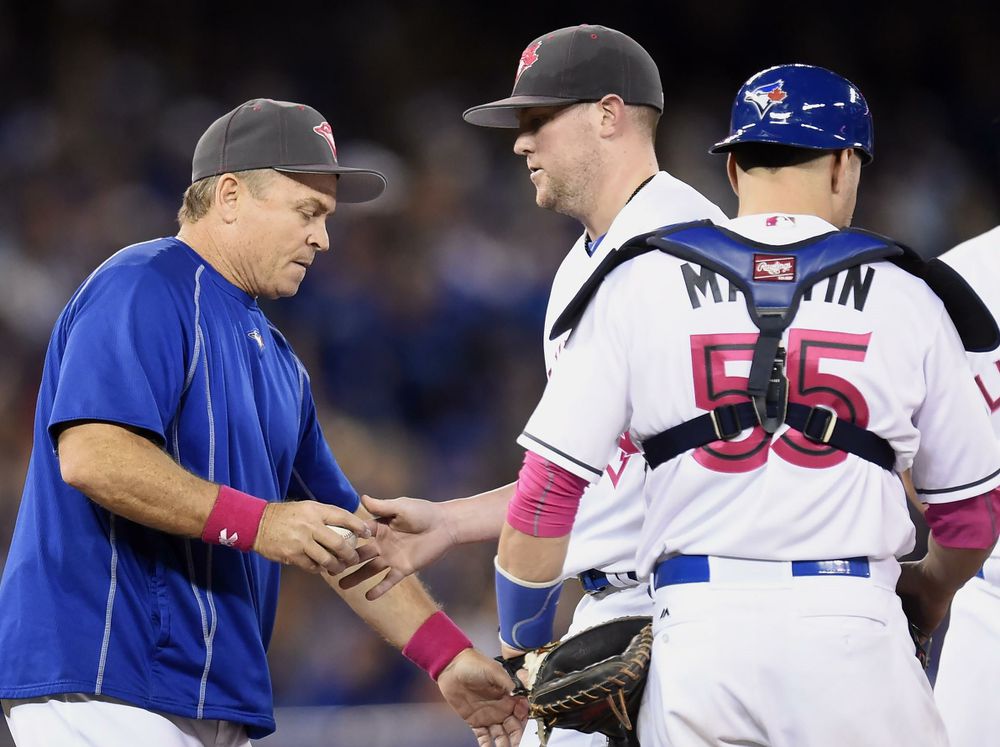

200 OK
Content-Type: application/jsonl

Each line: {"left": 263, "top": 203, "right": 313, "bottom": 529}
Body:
{"left": 711, "top": 64, "right": 874, "bottom": 164}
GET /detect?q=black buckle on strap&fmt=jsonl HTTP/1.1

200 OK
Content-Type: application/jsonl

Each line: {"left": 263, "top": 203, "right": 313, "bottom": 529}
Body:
{"left": 709, "top": 404, "right": 742, "bottom": 440}
{"left": 801, "top": 406, "right": 837, "bottom": 444}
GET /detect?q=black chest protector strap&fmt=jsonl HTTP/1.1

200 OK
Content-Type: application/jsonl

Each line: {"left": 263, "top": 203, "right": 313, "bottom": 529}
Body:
{"left": 550, "top": 220, "right": 998, "bottom": 472}
{"left": 642, "top": 401, "right": 896, "bottom": 471}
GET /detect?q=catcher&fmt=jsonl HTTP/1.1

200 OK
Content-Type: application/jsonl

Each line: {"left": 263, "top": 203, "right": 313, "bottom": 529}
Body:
{"left": 494, "top": 63, "right": 1000, "bottom": 746}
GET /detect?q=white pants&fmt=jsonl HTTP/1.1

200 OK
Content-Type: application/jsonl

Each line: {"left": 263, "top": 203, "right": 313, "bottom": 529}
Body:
{"left": 637, "top": 560, "right": 948, "bottom": 747}
{"left": 520, "top": 583, "right": 653, "bottom": 747}
{"left": 934, "top": 575, "right": 1000, "bottom": 747}
{"left": 2, "top": 694, "right": 251, "bottom": 747}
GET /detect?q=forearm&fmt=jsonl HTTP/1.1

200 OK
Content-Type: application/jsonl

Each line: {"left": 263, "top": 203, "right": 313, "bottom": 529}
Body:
{"left": 327, "top": 505, "right": 447, "bottom": 648}
{"left": 920, "top": 533, "right": 994, "bottom": 595}
{"left": 58, "top": 422, "right": 218, "bottom": 537}
{"left": 494, "top": 453, "right": 587, "bottom": 652}
{"left": 444, "top": 482, "right": 516, "bottom": 544}
{"left": 497, "top": 523, "right": 569, "bottom": 582}
{"left": 326, "top": 557, "right": 439, "bottom": 648}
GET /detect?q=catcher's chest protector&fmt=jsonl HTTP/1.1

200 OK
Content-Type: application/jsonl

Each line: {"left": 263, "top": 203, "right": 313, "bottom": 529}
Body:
{"left": 548, "top": 221, "right": 999, "bottom": 471}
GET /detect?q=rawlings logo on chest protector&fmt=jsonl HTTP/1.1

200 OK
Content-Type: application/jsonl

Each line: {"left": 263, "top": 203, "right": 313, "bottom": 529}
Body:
{"left": 753, "top": 254, "right": 796, "bottom": 281}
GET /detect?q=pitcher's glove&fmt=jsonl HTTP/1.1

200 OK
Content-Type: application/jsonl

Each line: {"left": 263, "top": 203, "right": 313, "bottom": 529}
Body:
{"left": 499, "top": 616, "right": 653, "bottom": 747}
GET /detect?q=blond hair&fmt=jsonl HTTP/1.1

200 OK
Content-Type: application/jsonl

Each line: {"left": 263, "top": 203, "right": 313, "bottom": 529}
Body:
{"left": 177, "top": 169, "right": 274, "bottom": 225}
{"left": 628, "top": 105, "right": 661, "bottom": 143}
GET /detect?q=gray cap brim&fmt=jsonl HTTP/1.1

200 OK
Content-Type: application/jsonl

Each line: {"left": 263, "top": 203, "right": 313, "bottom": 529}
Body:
{"left": 462, "top": 95, "right": 583, "bottom": 128}
{"left": 275, "top": 165, "right": 387, "bottom": 203}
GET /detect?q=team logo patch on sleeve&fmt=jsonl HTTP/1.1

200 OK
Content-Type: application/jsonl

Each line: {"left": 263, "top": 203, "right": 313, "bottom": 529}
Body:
{"left": 753, "top": 254, "right": 796, "bottom": 281}
{"left": 745, "top": 80, "right": 787, "bottom": 118}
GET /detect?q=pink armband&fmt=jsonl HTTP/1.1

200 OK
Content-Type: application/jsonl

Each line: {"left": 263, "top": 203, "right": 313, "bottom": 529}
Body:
{"left": 506, "top": 451, "right": 588, "bottom": 538}
{"left": 925, "top": 487, "right": 1000, "bottom": 549}
{"left": 402, "top": 611, "right": 473, "bottom": 680}
{"left": 201, "top": 485, "right": 268, "bottom": 552}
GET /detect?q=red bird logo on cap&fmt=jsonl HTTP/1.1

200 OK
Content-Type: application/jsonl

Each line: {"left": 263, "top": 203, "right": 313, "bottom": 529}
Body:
{"left": 515, "top": 41, "right": 541, "bottom": 83}
{"left": 312, "top": 122, "right": 338, "bottom": 159}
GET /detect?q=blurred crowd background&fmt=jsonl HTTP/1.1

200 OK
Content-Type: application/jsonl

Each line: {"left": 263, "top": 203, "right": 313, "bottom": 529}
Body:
{"left": 0, "top": 1, "right": 998, "bottom": 744}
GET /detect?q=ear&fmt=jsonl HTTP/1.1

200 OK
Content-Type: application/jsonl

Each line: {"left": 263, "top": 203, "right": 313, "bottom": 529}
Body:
{"left": 597, "top": 94, "right": 627, "bottom": 137}
{"left": 215, "top": 174, "right": 243, "bottom": 225}
{"left": 726, "top": 153, "right": 740, "bottom": 197}
{"left": 830, "top": 149, "right": 853, "bottom": 194}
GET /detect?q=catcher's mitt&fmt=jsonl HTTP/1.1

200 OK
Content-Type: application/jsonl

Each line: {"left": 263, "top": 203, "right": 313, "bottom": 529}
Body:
{"left": 500, "top": 615, "right": 653, "bottom": 747}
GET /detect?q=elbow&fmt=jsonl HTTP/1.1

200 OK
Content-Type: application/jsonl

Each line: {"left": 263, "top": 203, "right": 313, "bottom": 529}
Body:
{"left": 59, "top": 446, "right": 96, "bottom": 494}
{"left": 57, "top": 428, "right": 105, "bottom": 495}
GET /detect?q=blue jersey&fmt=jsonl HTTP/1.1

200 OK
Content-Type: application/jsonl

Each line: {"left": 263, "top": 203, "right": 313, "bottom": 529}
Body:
{"left": 0, "top": 237, "right": 358, "bottom": 738}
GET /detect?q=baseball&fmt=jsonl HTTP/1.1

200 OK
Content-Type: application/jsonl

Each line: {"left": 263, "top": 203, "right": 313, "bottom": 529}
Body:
{"left": 325, "top": 525, "right": 357, "bottom": 549}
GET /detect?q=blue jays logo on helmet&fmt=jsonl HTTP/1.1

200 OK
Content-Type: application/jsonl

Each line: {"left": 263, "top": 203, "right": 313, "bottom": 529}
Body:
{"left": 745, "top": 80, "right": 788, "bottom": 118}
{"left": 710, "top": 64, "right": 874, "bottom": 164}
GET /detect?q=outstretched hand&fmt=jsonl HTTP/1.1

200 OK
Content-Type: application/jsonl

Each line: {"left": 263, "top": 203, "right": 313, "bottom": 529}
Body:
{"left": 438, "top": 649, "right": 528, "bottom": 747}
{"left": 339, "top": 494, "right": 459, "bottom": 600}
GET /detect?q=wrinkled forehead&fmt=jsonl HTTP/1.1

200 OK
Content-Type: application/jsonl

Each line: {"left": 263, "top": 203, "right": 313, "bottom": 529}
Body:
{"left": 274, "top": 170, "right": 338, "bottom": 208}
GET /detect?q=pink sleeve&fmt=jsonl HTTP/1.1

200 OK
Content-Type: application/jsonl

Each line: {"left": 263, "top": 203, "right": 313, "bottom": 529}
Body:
{"left": 506, "top": 451, "right": 589, "bottom": 538}
{"left": 924, "top": 487, "right": 1000, "bottom": 549}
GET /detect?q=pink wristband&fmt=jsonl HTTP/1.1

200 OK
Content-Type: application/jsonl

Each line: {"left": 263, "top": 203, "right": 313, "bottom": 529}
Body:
{"left": 402, "top": 611, "right": 473, "bottom": 680}
{"left": 201, "top": 485, "right": 268, "bottom": 552}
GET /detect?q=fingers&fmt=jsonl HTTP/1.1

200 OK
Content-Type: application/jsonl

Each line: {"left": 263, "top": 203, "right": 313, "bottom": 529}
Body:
{"left": 354, "top": 542, "right": 380, "bottom": 563}
{"left": 304, "top": 541, "right": 346, "bottom": 575}
{"left": 503, "top": 714, "right": 524, "bottom": 747}
{"left": 361, "top": 494, "right": 397, "bottom": 520}
{"left": 337, "top": 556, "right": 388, "bottom": 590}
{"left": 313, "top": 525, "right": 361, "bottom": 568}
{"left": 488, "top": 722, "right": 510, "bottom": 747}
{"left": 320, "top": 505, "right": 372, "bottom": 540}
{"left": 513, "top": 696, "right": 529, "bottom": 722}
{"left": 472, "top": 716, "right": 523, "bottom": 747}
{"left": 366, "top": 568, "right": 407, "bottom": 600}
{"left": 336, "top": 556, "right": 406, "bottom": 600}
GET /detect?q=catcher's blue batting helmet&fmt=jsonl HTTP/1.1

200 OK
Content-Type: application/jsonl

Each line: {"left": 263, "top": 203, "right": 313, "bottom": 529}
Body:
{"left": 710, "top": 64, "right": 874, "bottom": 164}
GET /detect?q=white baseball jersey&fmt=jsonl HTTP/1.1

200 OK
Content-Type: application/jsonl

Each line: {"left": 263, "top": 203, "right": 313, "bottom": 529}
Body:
{"left": 519, "top": 213, "right": 1000, "bottom": 578}
{"left": 543, "top": 171, "right": 726, "bottom": 578}
{"left": 940, "top": 225, "right": 1000, "bottom": 561}
{"left": 934, "top": 225, "right": 1000, "bottom": 747}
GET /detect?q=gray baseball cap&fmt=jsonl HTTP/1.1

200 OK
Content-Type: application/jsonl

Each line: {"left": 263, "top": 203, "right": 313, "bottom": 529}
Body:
{"left": 463, "top": 25, "right": 664, "bottom": 129}
{"left": 191, "top": 99, "right": 387, "bottom": 203}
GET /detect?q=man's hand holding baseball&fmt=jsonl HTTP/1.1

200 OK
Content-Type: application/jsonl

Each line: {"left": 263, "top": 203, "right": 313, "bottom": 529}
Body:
{"left": 253, "top": 501, "right": 373, "bottom": 574}
{"left": 339, "top": 494, "right": 457, "bottom": 598}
